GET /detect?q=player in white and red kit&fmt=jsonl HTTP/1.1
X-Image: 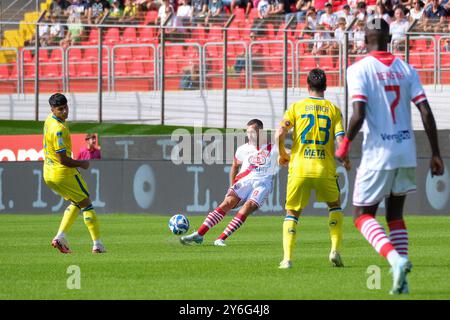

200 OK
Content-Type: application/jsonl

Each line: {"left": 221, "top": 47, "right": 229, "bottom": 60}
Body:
{"left": 180, "top": 119, "right": 280, "bottom": 246}
{"left": 335, "top": 19, "right": 444, "bottom": 295}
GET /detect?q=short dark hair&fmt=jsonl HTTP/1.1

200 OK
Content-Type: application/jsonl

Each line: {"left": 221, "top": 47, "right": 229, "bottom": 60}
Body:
{"left": 307, "top": 68, "right": 327, "bottom": 92}
{"left": 247, "top": 119, "right": 263, "bottom": 129}
{"left": 49, "top": 93, "right": 67, "bottom": 108}
{"left": 85, "top": 133, "right": 96, "bottom": 140}
{"left": 357, "top": 1, "right": 366, "bottom": 8}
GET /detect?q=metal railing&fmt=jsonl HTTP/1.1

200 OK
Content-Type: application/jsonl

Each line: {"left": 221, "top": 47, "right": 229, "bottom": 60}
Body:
{"left": 1, "top": 18, "right": 449, "bottom": 126}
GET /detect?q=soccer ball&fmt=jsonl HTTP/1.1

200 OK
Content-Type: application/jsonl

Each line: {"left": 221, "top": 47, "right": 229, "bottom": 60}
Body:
{"left": 168, "top": 214, "right": 190, "bottom": 235}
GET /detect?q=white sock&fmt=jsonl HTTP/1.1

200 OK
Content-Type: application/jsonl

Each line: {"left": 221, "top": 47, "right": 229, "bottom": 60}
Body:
{"left": 387, "top": 250, "right": 401, "bottom": 267}
{"left": 94, "top": 239, "right": 103, "bottom": 247}
{"left": 56, "top": 232, "right": 66, "bottom": 239}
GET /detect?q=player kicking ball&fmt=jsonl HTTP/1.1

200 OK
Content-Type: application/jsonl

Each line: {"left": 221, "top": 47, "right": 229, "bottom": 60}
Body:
{"left": 43, "top": 93, "right": 106, "bottom": 254}
{"left": 335, "top": 19, "right": 444, "bottom": 294}
{"left": 180, "top": 119, "right": 280, "bottom": 246}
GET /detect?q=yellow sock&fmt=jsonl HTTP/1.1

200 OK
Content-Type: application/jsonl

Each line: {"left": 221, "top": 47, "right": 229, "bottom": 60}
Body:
{"left": 283, "top": 216, "right": 299, "bottom": 261}
{"left": 328, "top": 207, "right": 344, "bottom": 252}
{"left": 57, "top": 204, "right": 80, "bottom": 235}
{"left": 82, "top": 205, "right": 100, "bottom": 241}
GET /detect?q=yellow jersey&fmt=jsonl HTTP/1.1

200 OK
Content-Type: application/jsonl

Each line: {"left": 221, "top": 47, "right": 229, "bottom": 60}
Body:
{"left": 281, "top": 97, "right": 345, "bottom": 178}
{"left": 43, "top": 113, "right": 77, "bottom": 178}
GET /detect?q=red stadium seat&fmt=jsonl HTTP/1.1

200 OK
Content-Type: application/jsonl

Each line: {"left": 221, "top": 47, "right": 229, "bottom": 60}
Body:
{"left": 68, "top": 62, "right": 77, "bottom": 77}
{"left": 441, "top": 53, "right": 450, "bottom": 67}
{"left": 68, "top": 48, "right": 82, "bottom": 62}
{"left": 128, "top": 61, "right": 145, "bottom": 76}
{"left": 104, "top": 27, "right": 120, "bottom": 45}
{"left": 165, "top": 60, "right": 181, "bottom": 75}
{"left": 90, "top": 61, "right": 109, "bottom": 77}
{"left": 143, "top": 10, "right": 158, "bottom": 25}
{"left": 83, "top": 47, "right": 109, "bottom": 62}
{"left": 0, "top": 65, "right": 10, "bottom": 79}
{"left": 299, "top": 55, "right": 318, "bottom": 72}
{"left": 165, "top": 46, "right": 184, "bottom": 58}
{"left": 122, "top": 27, "right": 137, "bottom": 43}
{"left": 42, "top": 63, "right": 62, "bottom": 78}
{"left": 133, "top": 46, "right": 150, "bottom": 60}
{"left": 77, "top": 63, "right": 94, "bottom": 77}
{"left": 186, "top": 46, "right": 200, "bottom": 59}
{"left": 9, "top": 63, "right": 19, "bottom": 79}
{"left": 409, "top": 54, "right": 422, "bottom": 69}
{"left": 23, "top": 64, "right": 35, "bottom": 79}
{"left": 411, "top": 38, "right": 428, "bottom": 52}
{"left": 207, "top": 28, "right": 223, "bottom": 41}
{"left": 22, "top": 49, "right": 33, "bottom": 63}
{"left": 38, "top": 49, "right": 50, "bottom": 62}
{"left": 319, "top": 56, "right": 337, "bottom": 71}
{"left": 115, "top": 46, "right": 133, "bottom": 60}
{"left": 50, "top": 49, "right": 63, "bottom": 63}
{"left": 88, "top": 28, "right": 99, "bottom": 45}
{"left": 138, "top": 27, "right": 157, "bottom": 43}
{"left": 114, "top": 61, "right": 127, "bottom": 76}
{"left": 143, "top": 60, "right": 155, "bottom": 75}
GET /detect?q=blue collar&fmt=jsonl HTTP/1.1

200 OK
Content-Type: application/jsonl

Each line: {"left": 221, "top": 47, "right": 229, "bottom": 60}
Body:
{"left": 52, "top": 115, "right": 65, "bottom": 123}
{"left": 309, "top": 96, "right": 325, "bottom": 100}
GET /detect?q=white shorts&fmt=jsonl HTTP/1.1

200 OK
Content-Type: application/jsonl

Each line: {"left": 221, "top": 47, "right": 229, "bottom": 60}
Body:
{"left": 227, "top": 178, "right": 273, "bottom": 208}
{"left": 353, "top": 167, "right": 417, "bottom": 207}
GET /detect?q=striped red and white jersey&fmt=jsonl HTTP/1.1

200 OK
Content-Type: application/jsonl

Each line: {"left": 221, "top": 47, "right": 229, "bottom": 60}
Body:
{"left": 347, "top": 51, "right": 427, "bottom": 170}
{"left": 233, "top": 143, "right": 279, "bottom": 184}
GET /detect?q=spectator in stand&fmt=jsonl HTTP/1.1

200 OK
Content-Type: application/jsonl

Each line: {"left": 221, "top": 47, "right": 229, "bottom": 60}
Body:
{"left": 77, "top": 134, "right": 102, "bottom": 160}
{"left": 351, "top": 19, "right": 366, "bottom": 54}
{"left": 291, "top": 0, "right": 312, "bottom": 23}
{"left": 177, "top": 0, "right": 194, "bottom": 26}
{"left": 371, "top": 1, "right": 392, "bottom": 23}
{"left": 319, "top": 2, "right": 338, "bottom": 30}
{"left": 355, "top": 1, "right": 369, "bottom": 21}
{"left": 347, "top": 0, "right": 359, "bottom": 11}
{"left": 336, "top": 4, "right": 354, "bottom": 26}
{"left": 156, "top": 0, "right": 174, "bottom": 24}
{"left": 60, "top": 15, "right": 84, "bottom": 48}
{"left": 366, "top": 0, "right": 379, "bottom": 13}
{"left": 50, "top": 0, "right": 70, "bottom": 17}
{"left": 205, "top": 0, "right": 225, "bottom": 26}
{"left": 330, "top": 16, "right": 347, "bottom": 53}
{"left": 311, "top": 24, "right": 331, "bottom": 54}
{"left": 231, "top": 0, "right": 254, "bottom": 16}
{"left": 390, "top": 7, "right": 410, "bottom": 51}
{"left": 313, "top": 0, "right": 329, "bottom": 17}
{"left": 250, "top": 0, "right": 271, "bottom": 37}
{"left": 400, "top": 0, "right": 412, "bottom": 7}
{"left": 443, "top": 37, "right": 450, "bottom": 51}
{"left": 266, "top": 0, "right": 287, "bottom": 28}
{"left": 87, "top": 0, "right": 110, "bottom": 24}
{"left": 156, "top": 0, "right": 185, "bottom": 39}
{"left": 423, "top": 0, "right": 446, "bottom": 32}
{"left": 221, "top": 0, "right": 233, "bottom": 11}
{"left": 44, "top": 14, "right": 65, "bottom": 46}
{"left": 299, "top": 6, "right": 317, "bottom": 42}
{"left": 191, "top": 0, "right": 209, "bottom": 25}
{"left": 442, "top": 0, "right": 450, "bottom": 15}
{"left": 119, "top": 0, "right": 137, "bottom": 23}
{"left": 66, "top": 0, "right": 88, "bottom": 20}
{"left": 408, "top": 0, "right": 425, "bottom": 22}
{"left": 109, "top": 0, "right": 124, "bottom": 20}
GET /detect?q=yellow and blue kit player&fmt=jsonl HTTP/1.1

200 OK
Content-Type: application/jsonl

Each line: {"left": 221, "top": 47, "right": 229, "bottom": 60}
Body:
{"left": 276, "top": 69, "right": 350, "bottom": 269}
{"left": 43, "top": 93, "right": 105, "bottom": 254}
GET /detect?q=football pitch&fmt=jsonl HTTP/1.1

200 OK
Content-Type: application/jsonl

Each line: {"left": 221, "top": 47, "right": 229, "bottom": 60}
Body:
{"left": 1, "top": 214, "right": 449, "bottom": 300}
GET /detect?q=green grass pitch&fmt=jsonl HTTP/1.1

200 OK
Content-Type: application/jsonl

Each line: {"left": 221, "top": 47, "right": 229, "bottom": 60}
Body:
{"left": 0, "top": 214, "right": 449, "bottom": 300}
